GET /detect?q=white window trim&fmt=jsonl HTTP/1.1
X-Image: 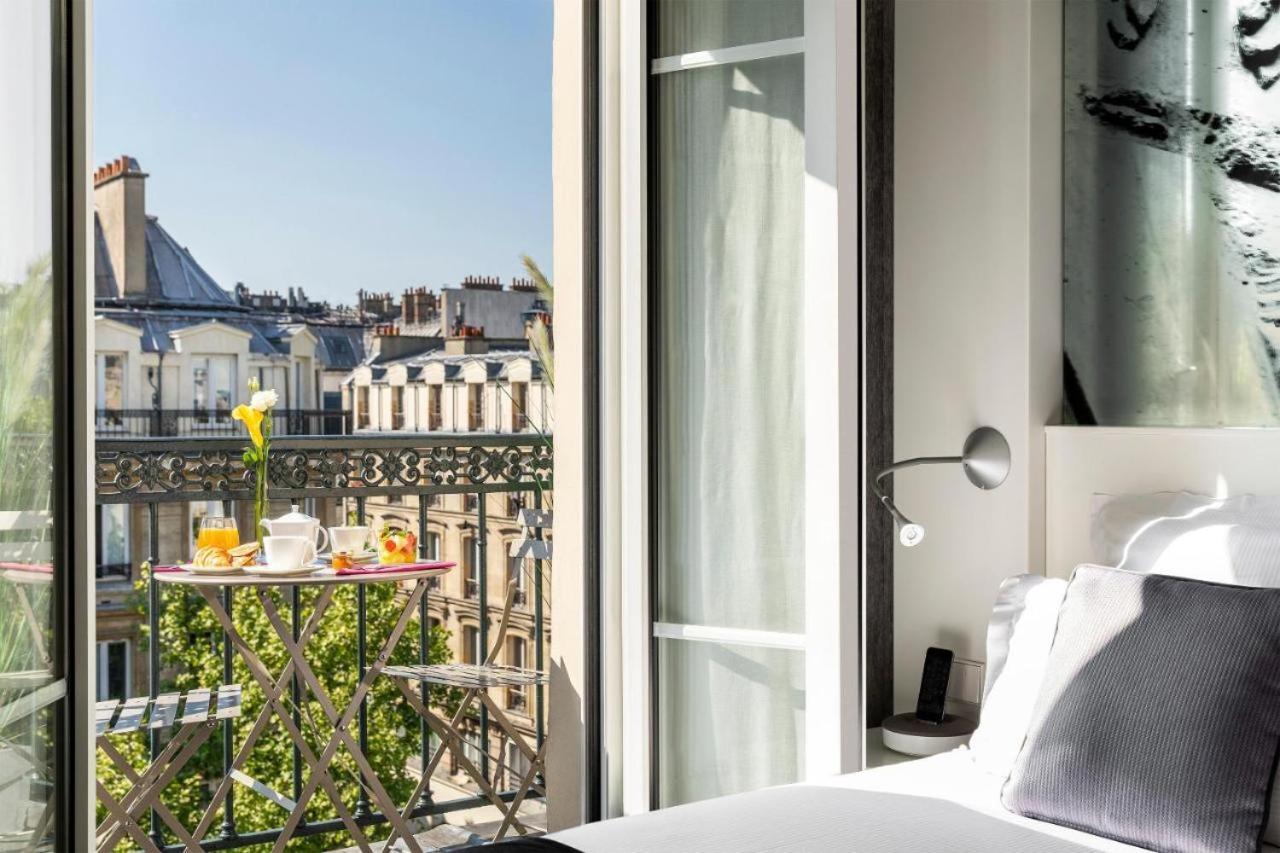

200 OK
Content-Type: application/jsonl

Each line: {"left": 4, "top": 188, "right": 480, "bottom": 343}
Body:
{"left": 601, "top": 0, "right": 864, "bottom": 818}
{"left": 649, "top": 36, "right": 804, "bottom": 75}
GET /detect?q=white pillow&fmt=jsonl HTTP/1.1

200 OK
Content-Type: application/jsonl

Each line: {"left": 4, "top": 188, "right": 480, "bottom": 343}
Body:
{"left": 1091, "top": 491, "right": 1280, "bottom": 581}
{"left": 967, "top": 573, "right": 1067, "bottom": 778}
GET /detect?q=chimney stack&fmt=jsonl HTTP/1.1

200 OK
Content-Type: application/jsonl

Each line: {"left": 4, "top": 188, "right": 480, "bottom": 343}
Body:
{"left": 94, "top": 156, "right": 149, "bottom": 297}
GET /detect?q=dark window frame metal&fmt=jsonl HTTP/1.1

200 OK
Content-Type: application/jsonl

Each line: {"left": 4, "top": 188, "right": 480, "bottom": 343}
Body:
{"left": 50, "top": 0, "right": 89, "bottom": 845}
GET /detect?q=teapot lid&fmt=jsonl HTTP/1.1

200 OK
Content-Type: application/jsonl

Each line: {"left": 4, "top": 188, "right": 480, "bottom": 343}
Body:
{"left": 273, "top": 504, "right": 317, "bottom": 523}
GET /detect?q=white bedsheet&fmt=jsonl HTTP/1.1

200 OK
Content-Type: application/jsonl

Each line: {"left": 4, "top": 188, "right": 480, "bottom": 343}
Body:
{"left": 550, "top": 748, "right": 1280, "bottom": 852}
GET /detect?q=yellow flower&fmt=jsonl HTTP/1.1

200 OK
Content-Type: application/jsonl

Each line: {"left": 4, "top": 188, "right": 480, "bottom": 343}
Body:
{"left": 233, "top": 404, "right": 265, "bottom": 448}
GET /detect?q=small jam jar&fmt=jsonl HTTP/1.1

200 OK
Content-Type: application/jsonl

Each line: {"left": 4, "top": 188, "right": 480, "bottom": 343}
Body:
{"left": 332, "top": 551, "right": 352, "bottom": 570}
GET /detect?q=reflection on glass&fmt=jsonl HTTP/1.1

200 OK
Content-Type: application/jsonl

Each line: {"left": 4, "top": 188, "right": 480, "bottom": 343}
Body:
{"left": 0, "top": 0, "right": 58, "bottom": 847}
{"left": 654, "top": 0, "right": 802, "bottom": 57}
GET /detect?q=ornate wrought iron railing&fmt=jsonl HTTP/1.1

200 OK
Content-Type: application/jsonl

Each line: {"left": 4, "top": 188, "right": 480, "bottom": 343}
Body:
{"left": 94, "top": 434, "right": 551, "bottom": 851}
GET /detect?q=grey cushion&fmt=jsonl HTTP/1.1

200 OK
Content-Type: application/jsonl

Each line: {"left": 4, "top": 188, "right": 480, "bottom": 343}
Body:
{"left": 1002, "top": 565, "right": 1280, "bottom": 853}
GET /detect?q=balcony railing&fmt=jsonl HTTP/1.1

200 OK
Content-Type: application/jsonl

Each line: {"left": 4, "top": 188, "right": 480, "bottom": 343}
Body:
{"left": 95, "top": 433, "right": 551, "bottom": 851}
{"left": 94, "top": 408, "right": 351, "bottom": 437}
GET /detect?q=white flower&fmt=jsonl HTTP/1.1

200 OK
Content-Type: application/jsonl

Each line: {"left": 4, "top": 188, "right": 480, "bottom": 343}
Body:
{"left": 250, "top": 389, "right": 279, "bottom": 411}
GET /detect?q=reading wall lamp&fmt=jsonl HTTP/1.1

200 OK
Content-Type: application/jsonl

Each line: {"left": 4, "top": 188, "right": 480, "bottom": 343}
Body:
{"left": 873, "top": 426, "right": 1011, "bottom": 547}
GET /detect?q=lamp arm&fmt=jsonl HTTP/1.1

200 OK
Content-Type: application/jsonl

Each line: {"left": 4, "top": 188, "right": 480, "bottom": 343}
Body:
{"left": 871, "top": 456, "right": 964, "bottom": 529}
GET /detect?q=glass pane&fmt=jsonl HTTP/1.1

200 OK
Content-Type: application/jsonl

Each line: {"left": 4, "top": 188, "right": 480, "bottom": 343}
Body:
{"left": 657, "top": 639, "right": 804, "bottom": 806}
{"left": 0, "top": 0, "right": 58, "bottom": 848}
{"left": 654, "top": 0, "right": 802, "bottom": 57}
{"left": 655, "top": 55, "right": 805, "bottom": 634}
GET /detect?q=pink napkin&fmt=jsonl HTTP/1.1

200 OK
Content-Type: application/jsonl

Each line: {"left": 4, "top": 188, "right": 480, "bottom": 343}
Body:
{"left": 151, "top": 565, "right": 187, "bottom": 573}
{"left": 336, "top": 560, "right": 454, "bottom": 576}
{"left": 0, "top": 561, "right": 53, "bottom": 573}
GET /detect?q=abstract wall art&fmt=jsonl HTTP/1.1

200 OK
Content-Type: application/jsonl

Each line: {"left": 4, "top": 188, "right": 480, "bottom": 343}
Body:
{"left": 1064, "top": 0, "right": 1280, "bottom": 425}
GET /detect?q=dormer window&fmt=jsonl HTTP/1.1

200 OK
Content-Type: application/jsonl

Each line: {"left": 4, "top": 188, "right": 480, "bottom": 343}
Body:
{"left": 356, "top": 385, "right": 370, "bottom": 429}
{"left": 391, "top": 385, "right": 404, "bottom": 430}
{"left": 468, "top": 383, "right": 483, "bottom": 431}
{"left": 428, "top": 384, "right": 443, "bottom": 430}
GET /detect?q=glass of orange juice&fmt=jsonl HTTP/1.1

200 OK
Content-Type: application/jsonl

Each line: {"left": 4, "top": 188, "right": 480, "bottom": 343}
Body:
{"left": 197, "top": 516, "right": 240, "bottom": 551}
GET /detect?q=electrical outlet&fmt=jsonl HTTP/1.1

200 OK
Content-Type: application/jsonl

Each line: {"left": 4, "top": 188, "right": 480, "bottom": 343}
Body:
{"left": 945, "top": 657, "right": 984, "bottom": 719}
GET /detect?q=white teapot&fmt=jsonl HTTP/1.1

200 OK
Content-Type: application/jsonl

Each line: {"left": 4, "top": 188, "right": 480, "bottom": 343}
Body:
{"left": 260, "top": 504, "right": 329, "bottom": 553}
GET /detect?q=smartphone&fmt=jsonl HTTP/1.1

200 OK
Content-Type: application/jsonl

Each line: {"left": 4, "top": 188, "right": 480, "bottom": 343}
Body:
{"left": 915, "top": 646, "right": 954, "bottom": 724}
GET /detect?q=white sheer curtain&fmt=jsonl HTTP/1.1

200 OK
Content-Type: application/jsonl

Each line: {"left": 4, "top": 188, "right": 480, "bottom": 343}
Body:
{"left": 654, "top": 0, "right": 805, "bottom": 807}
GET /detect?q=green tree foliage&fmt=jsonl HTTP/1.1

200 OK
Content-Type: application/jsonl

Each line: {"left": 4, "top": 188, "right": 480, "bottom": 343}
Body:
{"left": 98, "top": 580, "right": 456, "bottom": 852}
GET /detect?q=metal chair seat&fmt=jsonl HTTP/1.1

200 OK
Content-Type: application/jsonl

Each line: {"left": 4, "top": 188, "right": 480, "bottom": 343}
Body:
{"left": 95, "top": 686, "right": 241, "bottom": 852}
{"left": 382, "top": 662, "right": 549, "bottom": 690}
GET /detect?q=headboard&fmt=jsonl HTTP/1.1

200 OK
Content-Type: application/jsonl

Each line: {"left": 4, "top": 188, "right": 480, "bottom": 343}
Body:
{"left": 1045, "top": 426, "right": 1280, "bottom": 578}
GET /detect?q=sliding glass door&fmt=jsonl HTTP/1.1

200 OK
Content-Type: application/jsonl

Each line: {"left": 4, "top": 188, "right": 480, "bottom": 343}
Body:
{"left": 0, "top": 2, "right": 76, "bottom": 848}
{"left": 651, "top": 0, "right": 807, "bottom": 807}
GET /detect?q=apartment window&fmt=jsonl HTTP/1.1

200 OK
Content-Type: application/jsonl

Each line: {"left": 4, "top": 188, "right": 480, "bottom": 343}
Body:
{"left": 391, "top": 385, "right": 405, "bottom": 429}
{"left": 506, "top": 493, "right": 525, "bottom": 518}
{"left": 511, "top": 381, "right": 528, "bottom": 431}
{"left": 192, "top": 355, "right": 234, "bottom": 422}
{"left": 467, "top": 382, "right": 483, "bottom": 431}
{"left": 462, "top": 728, "right": 484, "bottom": 772}
{"left": 463, "top": 537, "right": 479, "bottom": 599}
{"left": 462, "top": 625, "right": 481, "bottom": 665}
{"left": 463, "top": 493, "right": 479, "bottom": 513}
{"left": 96, "top": 353, "right": 126, "bottom": 428}
{"left": 97, "top": 640, "right": 131, "bottom": 701}
{"left": 428, "top": 384, "right": 443, "bottom": 430}
{"left": 506, "top": 740, "right": 532, "bottom": 784}
{"left": 506, "top": 637, "right": 528, "bottom": 710}
{"left": 356, "top": 385, "right": 371, "bottom": 429}
{"left": 426, "top": 531, "right": 442, "bottom": 589}
{"left": 96, "top": 504, "right": 130, "bottom": 580}
{"left": 508, "top": 551, "right": 528, "bottom": 608}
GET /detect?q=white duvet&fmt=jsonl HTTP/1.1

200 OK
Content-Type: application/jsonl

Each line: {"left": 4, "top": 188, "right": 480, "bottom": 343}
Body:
{"left": 551, "top": 748, "right": 1280, "bottom": 853}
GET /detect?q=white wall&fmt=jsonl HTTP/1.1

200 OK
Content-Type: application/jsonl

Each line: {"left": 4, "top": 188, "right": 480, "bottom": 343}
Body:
{"left": 893, "top": 0, "right": 1062, "bottom": 713}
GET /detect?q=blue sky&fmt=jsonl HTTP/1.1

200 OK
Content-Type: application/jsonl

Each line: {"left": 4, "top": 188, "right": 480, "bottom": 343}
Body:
{"left": 94, "top": 1, "right": 552, "bottom": 306}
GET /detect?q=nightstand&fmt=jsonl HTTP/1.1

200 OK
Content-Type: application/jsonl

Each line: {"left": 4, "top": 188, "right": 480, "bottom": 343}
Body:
{"left": 866, "top": 727, "right": 919, "bottom": 769}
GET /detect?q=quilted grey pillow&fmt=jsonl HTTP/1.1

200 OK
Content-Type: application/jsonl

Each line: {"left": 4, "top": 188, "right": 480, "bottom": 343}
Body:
{"left": 1002, "top": 565, "right": 1280, "bottom": 853}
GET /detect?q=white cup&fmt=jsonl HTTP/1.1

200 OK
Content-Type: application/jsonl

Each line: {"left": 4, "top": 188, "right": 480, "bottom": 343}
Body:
{"left": 263, "top": 536, "right": 316, "bottom": 571}
{"left": 329, "top": 525, "right": 373, "bottom": 555}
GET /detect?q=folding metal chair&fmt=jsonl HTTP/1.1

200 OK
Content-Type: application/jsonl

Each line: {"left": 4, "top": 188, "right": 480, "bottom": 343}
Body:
{"left": 95, "top": 685, "right": 241, "bottom": 853}
{"left": 383, "top": 509, "right": 551, "bottom": 843}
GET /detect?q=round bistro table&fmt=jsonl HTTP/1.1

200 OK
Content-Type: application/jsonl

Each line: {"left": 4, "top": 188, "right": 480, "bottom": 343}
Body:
{"left": 154, "top": 563, "right": 453, "bottom": 853}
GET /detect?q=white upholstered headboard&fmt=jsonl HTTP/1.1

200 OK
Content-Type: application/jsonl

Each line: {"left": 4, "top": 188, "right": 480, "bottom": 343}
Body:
{"left": 1045, "top": 426, "right": 1280, "bottom": 578}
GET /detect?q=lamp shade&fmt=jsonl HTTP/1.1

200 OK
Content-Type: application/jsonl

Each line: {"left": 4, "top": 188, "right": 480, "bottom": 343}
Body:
{"left": 961, "top": 426, "right": 1011, "bottom": 490}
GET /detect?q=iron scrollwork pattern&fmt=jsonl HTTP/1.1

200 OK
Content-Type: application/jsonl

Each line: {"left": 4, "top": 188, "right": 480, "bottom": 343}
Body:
{"left": 96, "top": 436, "right": 553, "bottom": 503}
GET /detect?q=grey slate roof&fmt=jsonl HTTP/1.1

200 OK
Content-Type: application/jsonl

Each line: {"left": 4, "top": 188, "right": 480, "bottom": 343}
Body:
{"left": 93, "top": 214, "right": 118, "bottom": 299}
{"left": 94, "top": 215, "right": 237, "bottom": 307}
{"left": 143, "top": 217, "right": 236, "bottom": 306}
{"left": 310, "top": 325, "right": 367, "bottom": 371}
{"left": 351, "top": 342, "right": 544, "bottom": 383}
{"left": 94, "top": 211, "right": 366, "bottom": 371}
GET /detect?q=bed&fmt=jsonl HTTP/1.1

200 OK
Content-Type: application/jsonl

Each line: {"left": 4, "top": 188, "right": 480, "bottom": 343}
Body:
{"left": 548, "top": 748, "right": 1203, "bottom": 852}
{"left": 524, "top": 428, "right": 1280, "bottom": 853}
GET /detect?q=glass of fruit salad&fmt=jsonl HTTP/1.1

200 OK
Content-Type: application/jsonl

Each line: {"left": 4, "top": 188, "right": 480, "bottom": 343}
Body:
{"left": 378, "top": 523, "right": 417, "bottom": 564}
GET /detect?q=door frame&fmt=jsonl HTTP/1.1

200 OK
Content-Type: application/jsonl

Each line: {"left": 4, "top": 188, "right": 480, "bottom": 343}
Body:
{"left": 596, "top": 0, "right": 884, "bottom": 817}
{"left": 53, "top": 0, "right": 96, "bottom": 846}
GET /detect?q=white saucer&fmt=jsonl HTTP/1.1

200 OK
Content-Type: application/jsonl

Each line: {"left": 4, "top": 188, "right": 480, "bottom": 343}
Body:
{"left": 242, "top": 562, "right": 322, "bottom": 577}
